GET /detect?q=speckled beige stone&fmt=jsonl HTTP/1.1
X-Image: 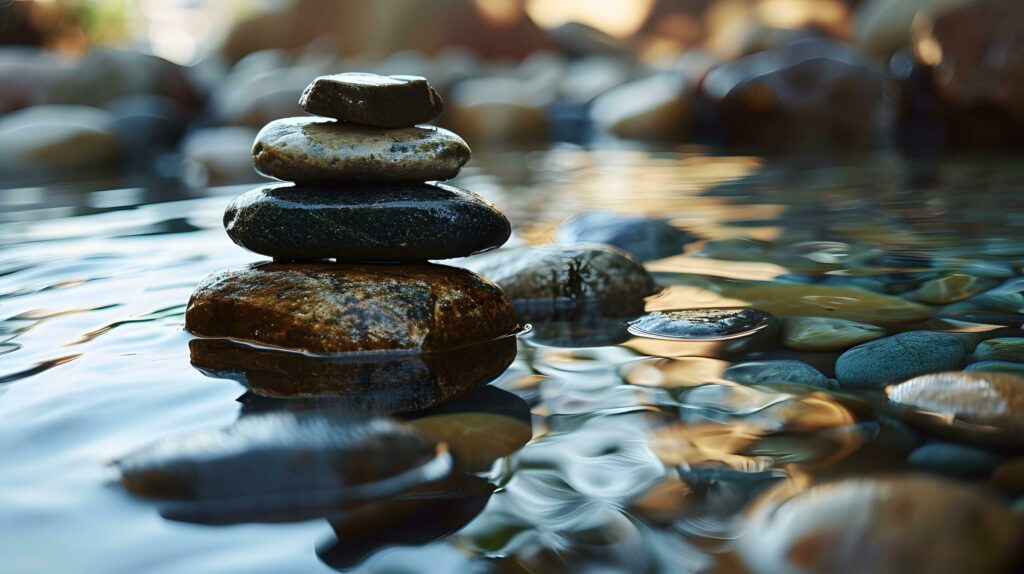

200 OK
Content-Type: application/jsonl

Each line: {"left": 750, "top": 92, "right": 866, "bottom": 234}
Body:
{"left": 252, "top": 117, "right": 470, "bottom": 183}
{"left": 185, "top": 262, "right": 518, "bottom": 354}
{"left": 887, "top": 371, "right": 1024, "bottom": 447}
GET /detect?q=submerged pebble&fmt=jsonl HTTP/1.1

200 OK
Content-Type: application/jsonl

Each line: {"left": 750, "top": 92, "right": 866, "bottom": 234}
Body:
{"left": 965, "top": 361, "right": 1024, "bottom": 376}
{"left": 554, "top": 211, "right": 695, "bottom": 262}
{"left": 723, "top": 360, "right": 832, "bottom": 388}
{"left": 781, "top": 316, "right": 885, "bottom": 351}
{"left": 185, "top": 262, "right": 518, "bottom": 354}
{"left": 835, "top": 331, "right": 965, "bottom": 389}
{"left": 627, "top": 308, "right": 776, "bottom": 341}
{"left": 299, "top": 73, "right": 443, "bottom": 128}
{"left": 224, "top": 182, "right": 510, "bottom": 262}
{"left": 910, "top": 273, "right": 995, "bottom": 304}
{"left": 887, "top": 371, "right": 1024, "bottom": 447}
{"left": 973, "top": 337, "right": 1024, "bottom": 363}
{"left": 252, "top": 117, "right": 470, "bottom": 183}
{"left": 738, "top": 476, "right": 1020, "bottom": 574}
{"left": 908, "top": 442, "right": 1004, "bottom": 479}
{"left": 715, "top": 282, "right": 933, "bottom": 325}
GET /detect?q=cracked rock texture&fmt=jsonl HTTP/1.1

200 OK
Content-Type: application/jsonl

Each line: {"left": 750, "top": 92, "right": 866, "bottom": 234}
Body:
{"left": 185, "top": 262, "right": 518, "bottom": 354}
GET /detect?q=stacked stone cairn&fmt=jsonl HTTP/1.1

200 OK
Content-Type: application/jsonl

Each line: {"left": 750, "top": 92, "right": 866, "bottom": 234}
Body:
{"left": 184, "top": 73, "right": 520, "bottom": 396}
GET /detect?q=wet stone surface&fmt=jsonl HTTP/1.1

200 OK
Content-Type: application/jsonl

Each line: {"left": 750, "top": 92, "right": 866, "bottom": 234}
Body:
{"left": 224, "top": 182, "right": 510, "bottom": 262}
{"left": 185, "top": 262, "right": 518, "bottom": 354}
{"left": 299, "top": 73, "right": 443, "bottom": 128}
{"left": 628, "top": 308, "right": 776, "bottom": 340}
{"left": 252, "top": 117, "right": 470, "bottom": 183}
{"left": 463, "top": 244, "right": 657, "bottom": 319}
{"left": 835, "top": 331, "right": 965, "bottom": 389}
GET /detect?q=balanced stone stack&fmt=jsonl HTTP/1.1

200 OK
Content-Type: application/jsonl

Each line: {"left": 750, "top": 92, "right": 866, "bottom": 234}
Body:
{"left": 185, "top": 73, "right": 518, "bottom": 377}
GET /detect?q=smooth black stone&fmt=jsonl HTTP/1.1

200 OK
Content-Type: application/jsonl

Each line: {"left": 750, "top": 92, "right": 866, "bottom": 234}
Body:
{"left": 224, "top": 182, "right": 511, "bottom": 262}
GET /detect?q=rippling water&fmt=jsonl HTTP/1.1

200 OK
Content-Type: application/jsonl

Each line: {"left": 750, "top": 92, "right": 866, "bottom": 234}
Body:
{"left": 2, "top": 149, "right": 1023, "bottom": 573}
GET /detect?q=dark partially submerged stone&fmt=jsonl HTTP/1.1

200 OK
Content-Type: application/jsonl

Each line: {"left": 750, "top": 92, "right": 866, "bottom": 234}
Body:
{"left": 185, "top": 262, "right": 519, "bottom": 354}
{"left": 252, "top": 117, "right": 470, "bottom": 183}
{"left": 887, "top": 371, "right": 1024, "bottom": 448}
{"left": 627, "top": 308, "right": 776, "bottom": 341}
{"left": 224, "top": 182, "right": 510, "bottom": 262}
{"left": 555, "top": 211, "right": 696, "bottom": 262}
{"left": 114, "top": 411, "right": 452, "bottom": 524}
{"left": 462, "top": 244, "right": 658, "bottom": 320}
{"left": 189, "top": 335, "right": 517, "bottom": 414}
{"left": 299, "top": 73, "right": 443, "bottom": 128}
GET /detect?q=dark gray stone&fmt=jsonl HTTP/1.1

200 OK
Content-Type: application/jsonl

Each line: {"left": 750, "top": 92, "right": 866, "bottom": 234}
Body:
{"left": 835, "top": 331, "right": 965, "bottom": 389}
{"left": 299, "top": 73, "right": 443, "bottom": 128}
{"left": 224, "top": 182, "right": 510, "bottom": 261}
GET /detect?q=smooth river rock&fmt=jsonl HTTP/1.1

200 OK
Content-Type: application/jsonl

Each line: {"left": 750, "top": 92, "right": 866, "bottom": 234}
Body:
{"left": 887, "top": 371, "right": 1024, "bottom": 448}
{"left": 185, "top": 262, "right": 518, "bottom": 354}
{"left": 252, "top": 117, "right": 470, "bottom": 183}
{"left": 224, "top": 182, "right": 510, "bottom": 262}
{"left": 462, "top": 244, "right": 657, "bottom": 319}
{"left": 627, "top": 308, "right": 775, "bottom": 341}
{"left": 781, "top": 316, "right": 885, "bottom": 351}
{"left": 835, "top": 331, "right": 965, "bottom": 389}
{"left": 738, "top": 476, "right": 1020, "bottom": 574}
{"left": 724, "top": 360, "right": 832, "bottom": 389}
{"left": 299, "top": 73, "right": 443, "bottom": 128}
{"left": 114, "top": 411, "right": 452, "bottom": 523}
{"left": 973, "top": 337, "right": 1024, "bottom": 363}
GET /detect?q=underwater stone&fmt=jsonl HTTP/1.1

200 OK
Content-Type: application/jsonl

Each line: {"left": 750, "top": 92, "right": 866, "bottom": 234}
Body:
{"left": 835, "top": 331, "right": 965, "bottom": 389}
{"left": 781, "top": 316, "right": 885, "bottom": 351}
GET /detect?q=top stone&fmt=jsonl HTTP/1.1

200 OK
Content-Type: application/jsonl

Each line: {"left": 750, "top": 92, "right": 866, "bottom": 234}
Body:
{"left": 299, "top": 73, "right": 444, "bottom": 128}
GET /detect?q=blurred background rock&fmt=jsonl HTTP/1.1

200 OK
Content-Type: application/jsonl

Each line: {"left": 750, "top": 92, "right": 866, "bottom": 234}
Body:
{"left": 1, "top": 0, "right": 1021, "bottom": 188}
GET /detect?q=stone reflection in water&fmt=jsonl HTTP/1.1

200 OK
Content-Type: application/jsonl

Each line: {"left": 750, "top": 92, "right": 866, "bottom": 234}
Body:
{"left": 189, "top": 334, "right": 517, "bottom": 414}
{"left": 114, "top": 411, "right": 453, "bottom": 525}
